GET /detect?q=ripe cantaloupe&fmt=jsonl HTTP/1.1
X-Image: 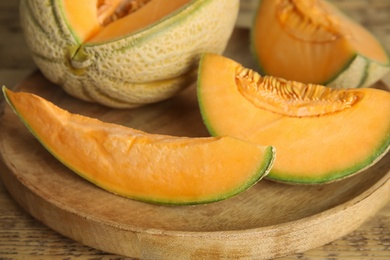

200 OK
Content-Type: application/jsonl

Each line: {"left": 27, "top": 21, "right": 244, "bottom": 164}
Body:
{"left": 20, "top": 0, "right": 239, "bottom": 108}
{"left": 251, "top": 0, "right": 390, "bottom": 88}
{"left": 197, "top": 53, "right": 390, "bottom": 184}
{"left": 2, "top": 86, "right": 275, "bottom": 205}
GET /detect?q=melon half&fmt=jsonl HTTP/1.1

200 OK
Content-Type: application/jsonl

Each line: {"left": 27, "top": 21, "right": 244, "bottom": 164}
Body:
{"left": 197, "top": 53, "right": 390, "bottom": 184}
{"left": 251, "top": 0, "right": 390, "bottom": 88}
{"left": 20, "top": 0, "right": 239, "bottom": 108}
{"left": 3, "top": 86, "right": 275, "bottom": 205}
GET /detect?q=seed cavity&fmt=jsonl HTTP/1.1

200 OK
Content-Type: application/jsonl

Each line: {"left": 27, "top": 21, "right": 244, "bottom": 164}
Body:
{"left": 235, "top": 66, "right": 360, "bottom": 117}
{"left": 277, "top": 0, "right": 348, "bottom": 43}
{"left": 97, "top": 0, "right": 151, "bottom": 26}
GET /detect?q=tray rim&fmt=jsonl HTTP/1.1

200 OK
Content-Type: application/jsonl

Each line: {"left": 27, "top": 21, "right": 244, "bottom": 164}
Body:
{"left": 0, "top": 71, "right": 389, "bottom": 259}
{"left": 1, "top": 154, "right": 388, "bottom": 259}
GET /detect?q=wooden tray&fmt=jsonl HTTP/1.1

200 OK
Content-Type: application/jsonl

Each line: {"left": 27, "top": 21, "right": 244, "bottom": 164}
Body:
{"left": 0, "top": 29, "right": 389, "bottom": 259}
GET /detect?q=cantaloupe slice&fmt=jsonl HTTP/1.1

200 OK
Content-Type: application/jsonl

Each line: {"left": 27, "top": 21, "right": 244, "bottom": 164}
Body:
{"left": 20, "top": 0, "right": 239, "bottom": 108}
{"left": 251, "top": 0, "right": 390, "bottom": 88}
{"left": 2, "top": 86, "right": 275, "bottom": 205}
{"left": 197, "top": 53, "right": 390, "bottom": 184}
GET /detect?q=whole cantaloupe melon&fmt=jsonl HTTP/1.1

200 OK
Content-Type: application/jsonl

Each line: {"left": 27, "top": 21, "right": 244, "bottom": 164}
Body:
{"left": 20, "top": 0, "right": 239, "bottom": 108}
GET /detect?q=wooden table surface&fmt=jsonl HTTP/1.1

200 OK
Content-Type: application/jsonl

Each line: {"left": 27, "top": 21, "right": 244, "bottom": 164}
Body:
{"left": 0, "top": 0, "right": 389, "bottom": 259}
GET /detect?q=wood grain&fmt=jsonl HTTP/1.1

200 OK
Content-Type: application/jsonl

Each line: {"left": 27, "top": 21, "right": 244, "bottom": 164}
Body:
{"left": 0, "top": 0, "right": 389, "bottom": 259}
{"left": 2, "top": 183, "right": 389, "bottom": 260}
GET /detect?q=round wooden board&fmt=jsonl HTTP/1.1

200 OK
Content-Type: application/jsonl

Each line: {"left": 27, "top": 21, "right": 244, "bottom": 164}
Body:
{"left": 0, "top": 29, "right": 389, "bottom": 257}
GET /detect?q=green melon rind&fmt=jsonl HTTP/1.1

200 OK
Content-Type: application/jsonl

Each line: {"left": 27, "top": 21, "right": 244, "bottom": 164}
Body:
{"left": 266, "top": 137, "right": 390, "bottom": 185}
{"left": 2, "top": 86, "right": 275, "bottom": 205}
{"left": 197, "top": 76, "right": 218, "bottom": 139}
{"left": 360, "top": 56, "right": 390, "bottom": 88}
{"left": 327, "top": 55, "right": 390, "bottom": 89}
{"left": 324, "top": 54, "right": 366, "bottom": 89}
{"left": 21, "top": 0, "right": 239, "bottom": 108}
{"left": 159, "top": 145, "right": 275, "bottom": 206}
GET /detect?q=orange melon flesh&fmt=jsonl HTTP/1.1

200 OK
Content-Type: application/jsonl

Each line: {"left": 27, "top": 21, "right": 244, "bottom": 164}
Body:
{"left": 197, "top": 53, "right": 390, "bottom": 184}
{"left": 63, "top": 0, "right": 192, "bottom": 43}
{"left": 3, "top": 87, "right": 275, "bottom": 205}
{"left": 252, "top": 0, "right": 389, "bottom": 85}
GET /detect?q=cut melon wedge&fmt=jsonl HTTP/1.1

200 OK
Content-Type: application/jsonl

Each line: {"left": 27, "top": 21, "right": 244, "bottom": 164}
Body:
{"left": 251, "top": 0, "right": 390, "bottom": 88}
{"left": 2, "top": 86, "right": 275, "bottom": 205}
{"left": 197, "top": 53, "right": 390, "bottom": 184}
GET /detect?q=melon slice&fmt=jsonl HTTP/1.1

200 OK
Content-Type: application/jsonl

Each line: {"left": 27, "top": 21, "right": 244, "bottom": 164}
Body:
{"left": 197, "top": 53, "right": 390, "bottom": 184}
{"left": 2, "top": 86, "right": 275, "bottom": 205}
{"left": 251, "top": 0, "right": 390, "bottom": 88}
{"left": 20, "top": 0, "right": 239, "bottom": 108}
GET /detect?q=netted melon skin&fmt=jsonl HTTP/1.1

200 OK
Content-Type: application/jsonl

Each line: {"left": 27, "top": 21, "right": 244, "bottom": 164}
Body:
{"left": 20, "top": 0, "right": 239, "bottom": 108}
